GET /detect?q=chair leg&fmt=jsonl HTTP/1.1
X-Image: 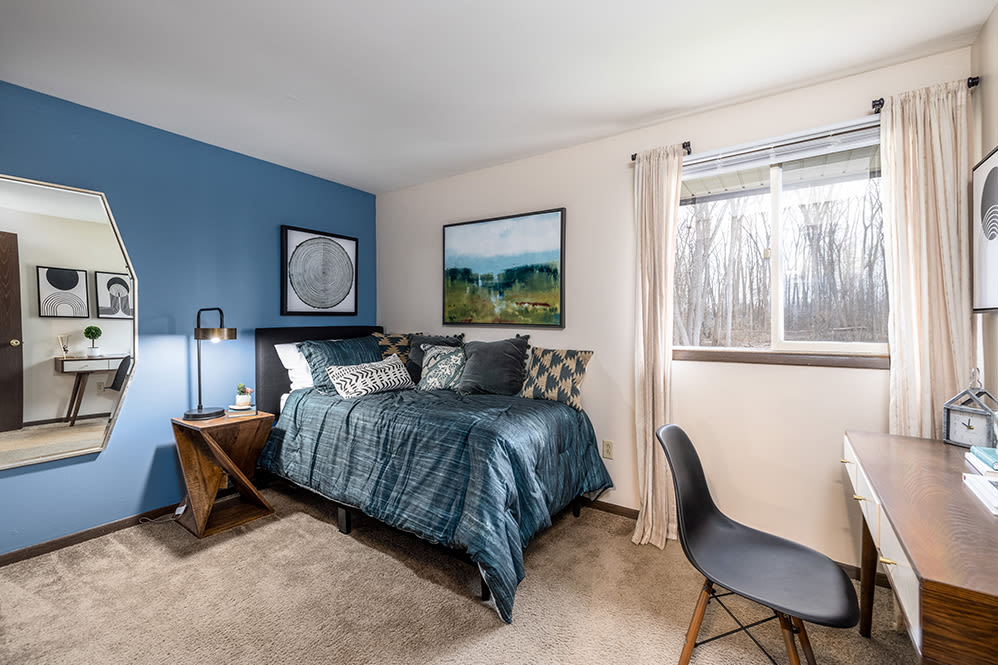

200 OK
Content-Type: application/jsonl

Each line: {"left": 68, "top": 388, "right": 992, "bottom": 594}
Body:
{"left": 679, "top": 579, "right": 713, "bottom": 665}
{"left": 777, "top": 612, "right": 803, "bottom": 665}
{"left": 791, "top": 616, "right": 817, "bottom": 665}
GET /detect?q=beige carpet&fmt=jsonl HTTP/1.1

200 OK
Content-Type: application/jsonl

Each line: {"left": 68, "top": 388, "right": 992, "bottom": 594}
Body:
{"left": 0, "top": 484, "right": 917, "bottom": 665}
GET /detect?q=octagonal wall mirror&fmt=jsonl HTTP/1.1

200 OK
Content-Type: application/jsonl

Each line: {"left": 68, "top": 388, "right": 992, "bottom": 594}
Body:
{"left": 0, "top": 174, "right": 137, "bottom": 470}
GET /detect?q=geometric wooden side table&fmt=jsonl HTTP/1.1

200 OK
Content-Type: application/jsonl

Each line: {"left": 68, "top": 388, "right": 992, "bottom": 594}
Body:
{"left": 170, "top": 411, "right": 275, "bottom": 538}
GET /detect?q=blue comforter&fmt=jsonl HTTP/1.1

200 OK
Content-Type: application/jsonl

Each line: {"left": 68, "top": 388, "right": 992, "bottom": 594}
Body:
{"left": 258, "top": 388, "right": 613, "bottom": 622}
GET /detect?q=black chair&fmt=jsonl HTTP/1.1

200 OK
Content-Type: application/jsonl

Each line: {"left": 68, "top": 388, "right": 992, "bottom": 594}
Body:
{"left": 107, "top": 355, "right": 132, "bottom": 392}
{"left": 657, "top": 424, "right": 859, "bottom": 665}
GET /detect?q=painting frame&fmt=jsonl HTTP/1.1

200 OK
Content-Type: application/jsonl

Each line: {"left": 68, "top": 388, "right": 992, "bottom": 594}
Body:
{"left": 442, "top": 208, "right": 565, "bottom": 328}
{"left": 974, "top": 145, "right": 998, "bottom": 312}
{"left": 36, "top": 266, "right": 89, "bottom": 318}
{"left": 94, "top": 270, "right": 134, "bottom": 319}
{"left": 280, "top": 224, "right": 358, "bottom": 316}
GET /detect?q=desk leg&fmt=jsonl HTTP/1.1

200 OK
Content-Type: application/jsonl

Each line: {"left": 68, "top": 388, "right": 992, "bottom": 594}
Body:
{"left": 68, "top": 373, "right": 88, "bottom": 426}
{"left": 65, "top": 374, "right": 84, "bottom": 424}
{"left": 859, "top": 519, "right": 876, "bottom": 637}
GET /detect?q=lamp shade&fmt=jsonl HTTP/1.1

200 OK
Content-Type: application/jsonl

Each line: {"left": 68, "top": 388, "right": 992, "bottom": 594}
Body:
{"left": 194, "top": 327, "right": 237, "bottom": 341}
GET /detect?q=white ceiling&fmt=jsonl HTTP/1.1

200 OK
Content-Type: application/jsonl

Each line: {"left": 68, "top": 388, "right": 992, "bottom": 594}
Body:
{"left": 0, "top": 177, "right": 109, "bottom": 225}
{"left": 0, "top": 1, "right": 993, "bottom": 194}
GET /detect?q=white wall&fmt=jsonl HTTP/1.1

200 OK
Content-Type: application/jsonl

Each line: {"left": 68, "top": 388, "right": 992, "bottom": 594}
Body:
{"left": 377, "top": 48, "right": 972, "bottom": 565}
{"left": 1, "top": 207, "right": 130, "bottom": 422}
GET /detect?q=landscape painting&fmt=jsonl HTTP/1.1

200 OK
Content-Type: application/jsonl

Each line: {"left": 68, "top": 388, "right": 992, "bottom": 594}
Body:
{"left": 443, "top": 208, "right": 565, "bottom": 327}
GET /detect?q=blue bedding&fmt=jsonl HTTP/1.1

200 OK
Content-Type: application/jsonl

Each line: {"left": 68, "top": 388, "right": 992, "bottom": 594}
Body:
{"left": 258, "top": 387, "right": 613, "bottom": 623}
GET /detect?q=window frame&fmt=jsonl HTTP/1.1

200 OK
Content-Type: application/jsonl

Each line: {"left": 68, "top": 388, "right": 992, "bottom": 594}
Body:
{"left": 673, "top": 117, "right": 888, "bottom": 359}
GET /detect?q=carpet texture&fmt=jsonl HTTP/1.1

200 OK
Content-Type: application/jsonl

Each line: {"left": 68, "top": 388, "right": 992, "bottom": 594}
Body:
{"left": 0, "top": 484, "right": 917, "bottom": 664}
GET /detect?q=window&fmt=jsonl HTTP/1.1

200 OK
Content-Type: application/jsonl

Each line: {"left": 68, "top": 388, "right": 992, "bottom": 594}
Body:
{"left": 673, "top": 119, "right": 887, "bottom": 355}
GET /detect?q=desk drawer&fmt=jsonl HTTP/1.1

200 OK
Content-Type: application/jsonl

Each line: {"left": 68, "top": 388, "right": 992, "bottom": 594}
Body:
{"left": 61, "top": 359, "right": 111, "bottom": 372}
{"left": 879, "top": 513, "right": 922, "bottom": 652}
{"left": 843, "top": 436, "right": 880, "bottom": 544}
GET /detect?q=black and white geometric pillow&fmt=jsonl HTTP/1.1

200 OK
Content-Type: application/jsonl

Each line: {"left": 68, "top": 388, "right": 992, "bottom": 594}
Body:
{"left": 326, "top": 354, "right": 415, "bottom": 398}
{"left": 519, "top": 347, "right": 594, "bottom": 410}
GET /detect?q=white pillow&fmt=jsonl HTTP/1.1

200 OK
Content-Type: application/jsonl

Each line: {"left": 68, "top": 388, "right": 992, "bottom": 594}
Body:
{"left": 274, "top": 342, "right": 316, "bottom": 390}
{"left": 326, "top": 354, "right": 415, "bottom": 398}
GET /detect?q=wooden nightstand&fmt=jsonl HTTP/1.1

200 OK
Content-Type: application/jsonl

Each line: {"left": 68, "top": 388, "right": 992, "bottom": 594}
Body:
{"left": 171, "top": 411, "right": 275, "bottom": 538}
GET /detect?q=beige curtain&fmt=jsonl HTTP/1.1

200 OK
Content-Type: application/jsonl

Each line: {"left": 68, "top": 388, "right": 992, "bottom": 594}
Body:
{"left": 881, "top": 80, "right": 973, "bottom": 438}
{"left": 632, "top": 145, "right": 683, "bottom": 548}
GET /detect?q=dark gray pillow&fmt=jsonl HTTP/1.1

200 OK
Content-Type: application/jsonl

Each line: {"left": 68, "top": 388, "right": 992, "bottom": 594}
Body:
{"left": 455, "top": 335, "right": 530, "bottom": 396}
{"left": 406, "top": 333, "right": 464, "bottom": 382}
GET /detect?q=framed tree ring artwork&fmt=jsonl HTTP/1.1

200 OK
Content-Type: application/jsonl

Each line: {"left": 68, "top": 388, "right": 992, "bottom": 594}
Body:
{"left": 281, "top": 225, "right": 358, "bottom": 315}
{"left": 37, "top": 266, "right": 89, "bottom": 318}
{"left": 95, "top": 271, "right": 133, "bottom": 319}
{"left": 974, "top": 145, "right": 998, "bottom": 311}
{"left": 442, "top": 208, "right": 565, "bottom": 327}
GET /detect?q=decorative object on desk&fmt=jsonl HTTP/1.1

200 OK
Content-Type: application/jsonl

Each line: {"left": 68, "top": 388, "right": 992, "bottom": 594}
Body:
{"left": 280, "top": 225, "right": 357, "bottom": 315}
{"left": 183, "top": 307, "right": 237, "bottom": 421}
{"left": 962, "top": 473, "right": 998, "bottom": 515}
{"left": 973, "top": 145, "right": 998, "bottom": 311}
{"left": 226, "top": 406, "right": 258, "bottom": 417}
{"left": 94, "top": 271, "right": 133, "bottom": 319}
{"left": 965, "top": 449, "right": 998, "bottom": 478}
{"left": 971, "top": 445, "right": 998, "bottom": 470}
{"left": 82, "top": 325, "right": 102, "bottom": 357}
{"left": 57, "top": 334, "right": 69, "bottom": 358}
{"left": 443, "top": 208, "right": 565, "bottom": 327}
{"left": 941, "top": 368, "right": 998, "bottom": 447}
{"left": 235, "top": 383, "right": 253, "bottom": 408}
{"left": 37, "top": 266, "right": 89, "bottom": 318}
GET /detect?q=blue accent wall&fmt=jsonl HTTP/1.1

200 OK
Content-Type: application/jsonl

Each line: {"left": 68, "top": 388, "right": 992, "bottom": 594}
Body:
{"left": 0, "top": 81, "right": 376, "bottom": 555}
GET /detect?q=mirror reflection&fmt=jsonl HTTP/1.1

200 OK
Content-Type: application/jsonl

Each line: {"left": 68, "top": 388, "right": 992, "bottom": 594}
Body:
{"left": 0, "top": 175, "right": 136, "bottom": 470}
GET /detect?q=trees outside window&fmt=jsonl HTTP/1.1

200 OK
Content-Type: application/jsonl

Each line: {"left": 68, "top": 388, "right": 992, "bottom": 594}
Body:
{"left": 674, "top": 143, "right": 887, "bottom": 354}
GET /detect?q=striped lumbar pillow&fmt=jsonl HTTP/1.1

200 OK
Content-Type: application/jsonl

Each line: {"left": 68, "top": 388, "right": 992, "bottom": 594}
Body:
{"left": 326, "top": 354, "right": 415, "bottom": 398}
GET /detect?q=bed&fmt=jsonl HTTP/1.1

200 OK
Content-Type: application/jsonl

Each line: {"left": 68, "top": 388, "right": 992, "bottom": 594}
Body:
{"left": 253, "top": 326, "right": 613, "bottom": 622}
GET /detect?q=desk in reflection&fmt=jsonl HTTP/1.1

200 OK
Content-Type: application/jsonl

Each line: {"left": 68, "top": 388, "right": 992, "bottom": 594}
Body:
{"left": 54, "top": 355, "right": 126, "bottom": 426}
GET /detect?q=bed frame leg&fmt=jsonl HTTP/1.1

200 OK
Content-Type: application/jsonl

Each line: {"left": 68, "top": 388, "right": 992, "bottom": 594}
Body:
{"left": 572, "top": 496, "right": 582, "bottom": 518}
{"left": 480, "top": 573, "right": 491, "bottom": 602}
{"left": 337, "top": 506, "right": 351, "bottom": 534}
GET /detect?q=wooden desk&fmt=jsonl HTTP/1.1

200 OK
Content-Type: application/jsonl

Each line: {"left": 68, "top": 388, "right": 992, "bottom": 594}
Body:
{"left": 844, "top": 430, "right": 998, "bottom": 664}
{"left": 171, "top": 412, "right": 275, "bottom": 538}
{"left": 54, "top": 355, "right": 126, "bottom": 425}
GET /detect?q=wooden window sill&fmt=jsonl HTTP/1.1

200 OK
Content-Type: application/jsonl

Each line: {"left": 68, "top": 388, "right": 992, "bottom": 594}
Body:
{"left": 672, "top": 348, "right": 889, "bottom": 370}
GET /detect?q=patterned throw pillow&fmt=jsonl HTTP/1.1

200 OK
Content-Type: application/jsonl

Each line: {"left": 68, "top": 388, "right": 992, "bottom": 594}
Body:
{"left": 326, "top": 354, "right": 415, "bottom": 398}
{"left": 372, "top": 332, "right": 414, "bottom": 364}
{"left": 417, "top": 345, "right": 466, "bottom": 391}
{"left": 519, "top": 347, "right": 594, "bottom": 410}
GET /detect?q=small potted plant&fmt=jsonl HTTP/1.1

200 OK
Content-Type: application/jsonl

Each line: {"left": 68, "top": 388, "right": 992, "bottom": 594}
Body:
{"left": 83, "top": 325, "right": 102, "bottom": 357}
{"left": 235, "top": 383, "right": 254, "bottom": 408}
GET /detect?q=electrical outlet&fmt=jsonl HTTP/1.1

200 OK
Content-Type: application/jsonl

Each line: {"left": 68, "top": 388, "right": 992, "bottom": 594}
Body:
{"left": 96, "top": 381, "right": 105, "bottom": 393}
{"left": 602, "top": 439, "right": 615, "bottom": 460}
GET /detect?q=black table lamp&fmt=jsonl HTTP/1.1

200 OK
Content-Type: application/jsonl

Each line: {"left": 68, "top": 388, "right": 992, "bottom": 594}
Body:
{"left": 184, "top": 307, "right": 237, "bottom": 420}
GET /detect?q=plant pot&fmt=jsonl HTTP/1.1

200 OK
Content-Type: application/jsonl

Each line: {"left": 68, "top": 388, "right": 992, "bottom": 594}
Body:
{"left": 86, "top": 347, "right": 100, "bottom": 357}
{"left": 235, "top": 393, "right": 252, "bottom": 407}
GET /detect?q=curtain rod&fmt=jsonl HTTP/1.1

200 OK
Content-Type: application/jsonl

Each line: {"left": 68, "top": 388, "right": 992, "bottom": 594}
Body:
{"left": 871, "top": 76, "right": 980, "bottom": 114}
{"left": 631, "top": 140, "right": 691, "bottom": 161}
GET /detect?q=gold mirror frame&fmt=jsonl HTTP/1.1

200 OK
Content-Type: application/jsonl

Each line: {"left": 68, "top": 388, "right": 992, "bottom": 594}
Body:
{"left": 0, "top": 174, "right": 137, "bottom": 470}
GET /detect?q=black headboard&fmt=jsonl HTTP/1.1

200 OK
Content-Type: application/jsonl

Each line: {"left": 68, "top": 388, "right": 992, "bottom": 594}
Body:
{"left": 254, "top": 325, "right": 383, "bottom": 416}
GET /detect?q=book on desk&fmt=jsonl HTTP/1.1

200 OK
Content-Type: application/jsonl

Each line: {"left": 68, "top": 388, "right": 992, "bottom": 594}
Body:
{"left": 226, "top": 406, "right": 258, "bottom": 417}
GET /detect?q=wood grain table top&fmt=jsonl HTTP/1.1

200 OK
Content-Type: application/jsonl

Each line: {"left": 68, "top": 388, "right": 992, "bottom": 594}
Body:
{"left": 846, "top": 430, "right": 998, "bottom": 599}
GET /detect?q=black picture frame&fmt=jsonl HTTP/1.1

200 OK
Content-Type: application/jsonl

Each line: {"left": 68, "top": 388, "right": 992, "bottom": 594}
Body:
{"left": 281, "top": 225, "right": 358, "bottom": 316}
{"left": 973, "top": 144, "right": 998, "bottom": 312}
{"left": 37, "top": 266, "right": 89, "bottom": 318}
{"left": 442, "top": 208, "right": 565, "bottom": 328}
{"left": 94, "top": 271, "right": 133, "bottom": 319}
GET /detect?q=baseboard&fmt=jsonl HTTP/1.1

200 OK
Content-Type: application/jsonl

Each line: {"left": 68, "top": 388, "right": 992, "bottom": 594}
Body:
{"left": 837, "top": 561, "right": 890, "bottom": 589}
{"left": 590, "top": 499, "right": 639, "bottom": 520}
{"left": 22, "top": 412, "right": 111, "bottom": 427}
{"left": 0, "top": 503, "right": 177, "bottom": 568}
